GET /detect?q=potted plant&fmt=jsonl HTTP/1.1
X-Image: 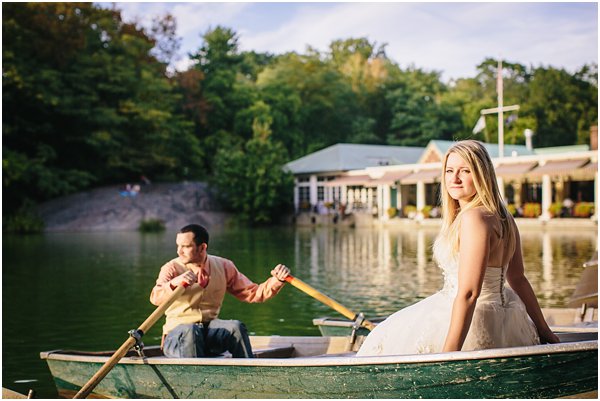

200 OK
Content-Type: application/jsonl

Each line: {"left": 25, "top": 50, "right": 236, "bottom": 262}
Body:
{"left": 523, "top": 203, "right": 541, "bottom": 218}
{"left": 420, "top": 205, "right": 433, "bottom": 218}
{"left": 573, "top": 202, "right": 595, "bottom": 218}
{"left": 403, "top": 205, "right": 417, "bottom": 218}
{"left": 548, "top": 202, "right": 563, "bottom": 218}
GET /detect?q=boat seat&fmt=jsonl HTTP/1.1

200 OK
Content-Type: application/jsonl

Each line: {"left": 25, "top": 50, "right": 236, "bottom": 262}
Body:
{"left": 127, "top": 346, "right": 295, "bottom": 359}
{"left": 253, "top": 345, "right": 295, "bottom": 358}
{"left": 309, "top": 351, "right": 357, "bottom": 358}
{"left": 556, "top": 331, "right": 598, "bottom": 343}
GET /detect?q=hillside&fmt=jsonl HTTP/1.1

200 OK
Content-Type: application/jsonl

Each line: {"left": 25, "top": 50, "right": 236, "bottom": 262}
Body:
{"left": 37, "top": 182, "right": 231, "bottom": 232}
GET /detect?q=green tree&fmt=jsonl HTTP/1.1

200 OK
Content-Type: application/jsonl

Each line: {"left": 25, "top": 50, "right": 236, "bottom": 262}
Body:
{"left": 3, "top": 3, "right": 202, "bottom": 217}
{"left": 257, "top": 52, "right": 358, "bottom": 157}
{"left": 211, "top": 106, "right": 293, "bottom": 225}
{"left": 183, "top": 26, "right": 268, "bottom": 172}
{"left": 189, "top": 26, "right": 243, "bottom": 136}
{"left": 528, "top": 65, "right": 597, "bottom": 147}
{"left": 386, "top": 68, "right": 463, "bottom": 146}
{"left": 327, "top": 38, "right": 393, "bottom": 144}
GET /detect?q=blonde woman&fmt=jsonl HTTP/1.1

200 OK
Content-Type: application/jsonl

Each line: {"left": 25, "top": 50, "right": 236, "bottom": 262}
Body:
{"left": 357, "top": 140, "right": 559, "bottom": 357}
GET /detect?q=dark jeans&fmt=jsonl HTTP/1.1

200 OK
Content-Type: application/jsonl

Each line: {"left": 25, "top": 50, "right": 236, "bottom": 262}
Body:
{"left": 163, "top": 319, "right": 254, "bottom": 358}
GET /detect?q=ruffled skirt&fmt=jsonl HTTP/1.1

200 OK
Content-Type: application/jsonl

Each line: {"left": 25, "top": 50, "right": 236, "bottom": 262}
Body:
{"left": 356, "top": 287, "right": 540, "bottom": 357}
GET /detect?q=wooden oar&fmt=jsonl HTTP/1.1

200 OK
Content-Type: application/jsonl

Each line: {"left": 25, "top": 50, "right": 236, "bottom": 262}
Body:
{"left": 284, "top": 275, "right": 376, "bottom": 331}
{"left": 73, "top": 284, "right": 187, "bottom": 399}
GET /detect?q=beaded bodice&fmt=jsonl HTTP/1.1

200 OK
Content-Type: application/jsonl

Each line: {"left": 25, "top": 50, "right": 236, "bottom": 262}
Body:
{"left": 433, "top": 235, "right": 507, "bottom": 305}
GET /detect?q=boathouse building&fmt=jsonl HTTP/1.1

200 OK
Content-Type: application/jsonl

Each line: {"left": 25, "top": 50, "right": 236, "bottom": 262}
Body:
{"left": 285, "top": 132, "right": 598, "bottom": 224}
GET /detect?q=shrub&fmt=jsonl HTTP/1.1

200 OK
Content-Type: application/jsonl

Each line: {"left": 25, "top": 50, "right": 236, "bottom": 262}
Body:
{"left": 3, "top": 201, "right": 45, "bottom": 234}
{"left": 403, "top": 205, "right": 417, "bottom": 218}
{"left": 522, "top": 203, "right": 541, "bottom": 218}
{"left": 139, "top": 219, "right": 166, "bottom": 232}
{"left": 420, "top": 205, "right": 433, "bottom": 218}
{"left": 548, "top": 202, "right": 563, "bottom": 218}
{"left": 573, "top": 202, "right": 595, "bottom": 218}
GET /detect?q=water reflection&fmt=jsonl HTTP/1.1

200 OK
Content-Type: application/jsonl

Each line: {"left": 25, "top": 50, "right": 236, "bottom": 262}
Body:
{"left": 293, "top": 226, "right": 597, "bottom": 316}
{"left": 543, "top": 232, "right": 554, "bottom": 289}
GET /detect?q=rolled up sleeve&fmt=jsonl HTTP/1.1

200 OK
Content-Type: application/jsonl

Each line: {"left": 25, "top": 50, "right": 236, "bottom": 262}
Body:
{"left": 224, "top": 260, "right": 285, "bottom": 303}
{"left": 149, "top": 261, "right": 180, "bottom": 306}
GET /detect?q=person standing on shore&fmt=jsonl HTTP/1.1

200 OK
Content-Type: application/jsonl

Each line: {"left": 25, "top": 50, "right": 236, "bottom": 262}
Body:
{"left": 150, "top": 224, "right": 290, "bottom": 358}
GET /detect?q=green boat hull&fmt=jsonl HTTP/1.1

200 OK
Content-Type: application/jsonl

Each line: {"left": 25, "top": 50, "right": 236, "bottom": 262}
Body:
{"left": 42, "top": 336, "right": 598, "bottom": 399}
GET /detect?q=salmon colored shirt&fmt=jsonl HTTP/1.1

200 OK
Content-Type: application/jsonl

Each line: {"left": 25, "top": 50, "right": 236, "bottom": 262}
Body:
{"left": 150, "top": 254, "right": 285, "bottom": 335}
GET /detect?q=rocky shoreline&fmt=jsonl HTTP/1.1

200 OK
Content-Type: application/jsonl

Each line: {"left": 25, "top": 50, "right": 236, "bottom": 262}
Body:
{"left": 37, "top": 181, "right": 232, "bottom": 232}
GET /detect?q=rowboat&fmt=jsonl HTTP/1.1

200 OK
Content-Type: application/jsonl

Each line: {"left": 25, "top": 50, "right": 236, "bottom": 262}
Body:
{"left": 313, "top": 307, "right": 598, "bottom": 337}
{"left": 41, "top": 331, "right": 597, "bottom": 398}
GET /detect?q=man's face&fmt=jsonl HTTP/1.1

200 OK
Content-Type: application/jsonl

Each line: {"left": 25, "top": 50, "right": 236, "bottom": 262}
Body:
{"left": 176, "top": 232, "right": 206, "bottom": 264}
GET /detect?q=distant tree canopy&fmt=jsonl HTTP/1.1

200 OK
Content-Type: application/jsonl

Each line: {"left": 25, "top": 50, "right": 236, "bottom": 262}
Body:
{"left": 3, "top": 3, "right": 598, "bottom": 226}
{"left": 3, "top": 3, "right": 203, "bottom": 214}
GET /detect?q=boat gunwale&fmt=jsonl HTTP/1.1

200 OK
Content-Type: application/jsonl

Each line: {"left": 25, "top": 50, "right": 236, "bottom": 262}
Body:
{"left": 40, "top": 339, "right": 598, "bottom": 368}
{"left": 313, "top": 318, "right": 599, "bottom": 332}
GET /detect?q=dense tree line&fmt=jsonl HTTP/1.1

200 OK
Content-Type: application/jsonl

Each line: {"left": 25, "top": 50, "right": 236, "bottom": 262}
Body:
{"left": 3, "top": 3, "right": 597, "bottom": 228}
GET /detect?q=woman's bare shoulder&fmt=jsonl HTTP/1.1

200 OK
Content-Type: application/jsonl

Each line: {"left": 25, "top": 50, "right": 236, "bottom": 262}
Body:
{"left": 461, "top": 207, "right": 496, "bottom": 230}
{"left": 462, "top": 206, "right": 495, "bottom": 220}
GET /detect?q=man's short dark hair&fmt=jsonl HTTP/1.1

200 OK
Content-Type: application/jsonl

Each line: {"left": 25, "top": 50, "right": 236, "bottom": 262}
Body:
{"left": 179, "top": 224, "right": 209, "bottom": 246}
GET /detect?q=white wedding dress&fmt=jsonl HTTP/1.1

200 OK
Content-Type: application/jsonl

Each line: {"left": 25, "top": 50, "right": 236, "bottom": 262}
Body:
{"left": 356, "top": 236, "right": 540, "bottom": 357}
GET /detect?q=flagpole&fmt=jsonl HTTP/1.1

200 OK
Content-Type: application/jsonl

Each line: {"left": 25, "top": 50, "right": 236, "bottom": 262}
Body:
{"left": 473, "top": 59, "right": 518, "bottom": 154}
{"left": 497, "top": 59, "right": 504, "bottom": 158}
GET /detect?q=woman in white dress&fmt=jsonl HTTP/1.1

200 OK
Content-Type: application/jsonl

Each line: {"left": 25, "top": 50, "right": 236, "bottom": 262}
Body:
{"left": 357, "top": 140, "right": 559, "bottom": 357}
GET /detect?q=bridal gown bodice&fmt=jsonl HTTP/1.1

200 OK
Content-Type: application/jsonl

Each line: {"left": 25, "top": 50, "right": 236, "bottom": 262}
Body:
{"left": 356, "top": 237, "right": 540, "bottom": 357}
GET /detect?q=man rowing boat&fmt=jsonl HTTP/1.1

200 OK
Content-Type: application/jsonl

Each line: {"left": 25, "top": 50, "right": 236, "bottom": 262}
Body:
{"left": 150, "top": 224, "right": 290, "bottom": 358}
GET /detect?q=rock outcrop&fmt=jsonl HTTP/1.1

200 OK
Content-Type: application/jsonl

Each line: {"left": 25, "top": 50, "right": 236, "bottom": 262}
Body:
{"left": 37, "top": 182, "right": 231, "bottom": 232}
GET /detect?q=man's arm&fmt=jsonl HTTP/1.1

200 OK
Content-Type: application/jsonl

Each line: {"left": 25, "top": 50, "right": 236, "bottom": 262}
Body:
{"left": 150, "top": 261, "right": 195, "bottom": 305}
{"left": 225, "top": 261, "right": 290, "bottom": 303}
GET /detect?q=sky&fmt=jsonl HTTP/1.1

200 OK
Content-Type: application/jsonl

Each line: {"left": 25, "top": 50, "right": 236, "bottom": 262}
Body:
{"left": 104, "top": 2, "right": 598, "bottom": 82}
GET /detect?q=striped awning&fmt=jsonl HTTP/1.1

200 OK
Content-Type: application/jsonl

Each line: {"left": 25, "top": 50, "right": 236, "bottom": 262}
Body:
{"left": 400, "top": 169, "right": 441, "bottom": 184}
{"left": 527, "top": 159, "right": 590, "bottom": 176}
{"left": 369, "top": 171, "right": 412, "bottom": 185}
{"left": 495, "top": 162, "right": 537, "bottom": 175}
{"left": 581, "top": 161, "right": 598, "bottom": 173}
{"left": 325, "top": 175, "right": 371, "bottom": 186}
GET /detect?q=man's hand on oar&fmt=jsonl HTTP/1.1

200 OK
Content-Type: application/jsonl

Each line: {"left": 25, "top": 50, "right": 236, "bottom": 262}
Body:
{"left": 284, "top": 274, "right": 376, "bottom": 331}
{"left": 271, "top": 264, "right": 291, "bottom": 282}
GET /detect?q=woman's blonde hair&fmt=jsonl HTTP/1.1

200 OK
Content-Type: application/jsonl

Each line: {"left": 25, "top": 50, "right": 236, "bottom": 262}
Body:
{"left": 435, "top": 140, "right": 516, "bottom": 264}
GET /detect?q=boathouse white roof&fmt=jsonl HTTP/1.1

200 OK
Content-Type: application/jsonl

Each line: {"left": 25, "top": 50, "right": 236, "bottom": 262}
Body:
{"left": 419, "top": 140, "right": 535, "bottom": 163}
{"left": 285, "top": 140, "right": 537, "bottom": 175}
{"left": 285, "top": 143, "right": 424, "bottom": 175}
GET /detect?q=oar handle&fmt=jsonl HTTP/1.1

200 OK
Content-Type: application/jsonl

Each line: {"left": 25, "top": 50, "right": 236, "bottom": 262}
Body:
{"left": 284, "top": 275, "right": 376, "bottom": 331}
{"left": 73, "top": 284, "right": 187, "bottom": 399}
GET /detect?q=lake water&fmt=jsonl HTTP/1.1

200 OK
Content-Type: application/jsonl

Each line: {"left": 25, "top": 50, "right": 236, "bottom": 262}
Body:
{"left": 2, "top": 225, "right": 597, "bottom": 398}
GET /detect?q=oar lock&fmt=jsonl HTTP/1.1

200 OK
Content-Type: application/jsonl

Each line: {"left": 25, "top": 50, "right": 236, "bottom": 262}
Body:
{"left": 128, "top": 329, "right": 146, "bottom": 357}
{"left": 348, "top": 313, "right": 366, "bottom": 348}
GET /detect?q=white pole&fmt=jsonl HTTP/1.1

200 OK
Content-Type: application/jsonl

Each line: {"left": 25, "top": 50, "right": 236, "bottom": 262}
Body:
{"left": 416, "top": 181, "right": 425, "bottom": 220}
{"left": 497, "top": 59, "right": 504, "bottom": 158}
{"left": 309, "top": 175, "right": 317, "bottom": 207}
{"left": 541, "top": 174, "right": 552, "bottom": 221}
{"left": 293, "top": 181, "right": 299, "bottom": 212}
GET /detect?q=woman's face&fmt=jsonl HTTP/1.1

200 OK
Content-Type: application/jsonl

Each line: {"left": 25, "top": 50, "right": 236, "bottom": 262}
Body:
{"left": 445, "top": 152, "right": 477, "bottom": 206}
